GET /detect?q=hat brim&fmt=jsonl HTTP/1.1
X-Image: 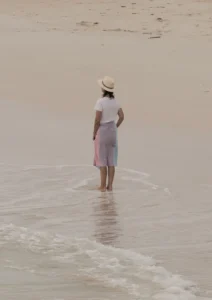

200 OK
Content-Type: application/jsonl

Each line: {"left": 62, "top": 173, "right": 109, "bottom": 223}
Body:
{"left": 98, "top": 79, "right": 114, "bottom": 92}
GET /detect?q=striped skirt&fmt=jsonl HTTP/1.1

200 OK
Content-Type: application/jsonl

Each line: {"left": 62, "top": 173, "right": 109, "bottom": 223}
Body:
{"left": 94, "top": 121, "right": 118, "bottom": 167}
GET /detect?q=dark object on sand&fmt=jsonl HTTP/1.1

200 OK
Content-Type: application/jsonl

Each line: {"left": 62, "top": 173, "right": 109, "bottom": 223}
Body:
{"left": 149, "top": 36, "right": 161, "bottom": 39}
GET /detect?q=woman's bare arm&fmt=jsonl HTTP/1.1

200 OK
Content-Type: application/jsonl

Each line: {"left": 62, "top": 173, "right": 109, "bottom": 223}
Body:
{"left": 93, "top": 110, "right": 102, "bottom": 140}
{"left": 116, "top": 108, "right": 124, "bottom": 128}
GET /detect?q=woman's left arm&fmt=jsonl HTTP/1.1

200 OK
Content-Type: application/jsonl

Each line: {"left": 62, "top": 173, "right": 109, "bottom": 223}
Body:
{"left": 93, "top": 110, "right": 102, "bottom": 140}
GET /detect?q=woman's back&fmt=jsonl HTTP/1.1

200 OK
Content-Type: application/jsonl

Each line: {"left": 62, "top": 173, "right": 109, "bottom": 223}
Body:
{"left": 94, "top": 97, "right": 120, "bottom": 124}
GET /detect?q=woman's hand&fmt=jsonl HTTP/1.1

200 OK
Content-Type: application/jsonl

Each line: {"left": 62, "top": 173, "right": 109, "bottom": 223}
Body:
{"left": 116, "top": 108, "right": 124, "bottom": 128}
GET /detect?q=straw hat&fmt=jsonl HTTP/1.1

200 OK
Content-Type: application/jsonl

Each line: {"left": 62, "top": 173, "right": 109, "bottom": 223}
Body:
{"left": 98, "top": 76, "right": 115, "bottom": 92}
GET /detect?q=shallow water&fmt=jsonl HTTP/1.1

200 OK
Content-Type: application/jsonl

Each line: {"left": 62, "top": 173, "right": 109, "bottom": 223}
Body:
{"left": 0, "top": 163, "right": 196, "bottom": 300}
{"left": 0, "top": 164, "right": 212, "bottom": 300}
{"left": 0, "top": 100, "right": 212, "bottom": 300}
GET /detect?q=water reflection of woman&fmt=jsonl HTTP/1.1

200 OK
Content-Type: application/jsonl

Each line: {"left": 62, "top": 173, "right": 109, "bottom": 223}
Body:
{"left": 93, "top": 194, "right": 121, "bottom": 247}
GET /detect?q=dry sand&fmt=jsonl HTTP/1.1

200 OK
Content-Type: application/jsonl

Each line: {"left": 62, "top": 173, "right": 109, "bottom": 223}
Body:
{"left": 0, "top": 0, "right": 212, "bottom": 130}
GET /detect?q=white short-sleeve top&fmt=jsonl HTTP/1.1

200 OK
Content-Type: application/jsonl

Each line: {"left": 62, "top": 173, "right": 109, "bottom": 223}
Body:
{"left": 94, "top": 97, "right": 121, "bottom": 124}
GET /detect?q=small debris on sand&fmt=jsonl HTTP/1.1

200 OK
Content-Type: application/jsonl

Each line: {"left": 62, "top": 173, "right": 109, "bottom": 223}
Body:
{"left": 103, "top": 28, "right": 136, "bottom": 33}
{"left": 149, "top": 35, "right": 161, "bottom": 39}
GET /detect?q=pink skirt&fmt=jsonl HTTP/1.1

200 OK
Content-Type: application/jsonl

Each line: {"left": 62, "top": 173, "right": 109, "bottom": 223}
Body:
{"left": 94, "top": 121, "right": 118, "bottom": 167}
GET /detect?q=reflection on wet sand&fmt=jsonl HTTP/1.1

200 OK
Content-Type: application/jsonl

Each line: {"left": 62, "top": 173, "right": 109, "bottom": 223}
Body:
{"left": 92, "top": 193, "right": 121, "bottom": 247}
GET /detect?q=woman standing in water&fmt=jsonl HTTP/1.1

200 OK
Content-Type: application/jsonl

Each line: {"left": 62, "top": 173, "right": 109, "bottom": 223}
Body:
{"left": 93, "top": 76, "right": 124, "bottom": 192}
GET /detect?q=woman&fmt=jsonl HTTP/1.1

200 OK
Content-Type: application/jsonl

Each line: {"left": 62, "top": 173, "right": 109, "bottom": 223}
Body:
{"left": 93, "top": 76, "right": 124, "bottom": 192}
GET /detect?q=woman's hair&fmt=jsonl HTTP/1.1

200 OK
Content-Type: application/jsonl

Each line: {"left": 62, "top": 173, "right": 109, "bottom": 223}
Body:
{"left": 102, "top": 89, "right": 115, "bottom": 99}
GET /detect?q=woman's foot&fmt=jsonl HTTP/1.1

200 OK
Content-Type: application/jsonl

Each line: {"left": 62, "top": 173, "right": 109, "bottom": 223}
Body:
{"left": 107, "top": 185, "right": 113, "bottom": 191}
{"left": 97, "top": 186, "right": 106, "bottom": 192}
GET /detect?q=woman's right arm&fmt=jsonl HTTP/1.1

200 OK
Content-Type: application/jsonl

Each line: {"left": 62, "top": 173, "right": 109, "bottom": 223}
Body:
{"left": 116, "top": 108, "right": 124, "bottom": 128}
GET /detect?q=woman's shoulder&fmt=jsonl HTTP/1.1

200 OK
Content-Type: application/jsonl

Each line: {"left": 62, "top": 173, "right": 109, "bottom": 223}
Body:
{"left": 96, "top": 97, "right": 109, "bottom": 104}
{"left": 97, "top": 97, "right": 120, "bottom": 106}
{"left": 96, "top": 97, "right": 105, "bottom": 103}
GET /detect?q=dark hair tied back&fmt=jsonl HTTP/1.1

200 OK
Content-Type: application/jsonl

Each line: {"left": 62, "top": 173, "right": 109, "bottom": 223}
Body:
{"left": 102, "top": 90, "right": 115, "bottom": 99}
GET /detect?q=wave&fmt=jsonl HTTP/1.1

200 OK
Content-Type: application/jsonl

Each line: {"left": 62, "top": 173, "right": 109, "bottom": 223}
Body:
{"left": 0, "top": 163, "right": 197, "bottom": 299}
{"left": 0, "top": 223, "right": 197, "bottom": 300}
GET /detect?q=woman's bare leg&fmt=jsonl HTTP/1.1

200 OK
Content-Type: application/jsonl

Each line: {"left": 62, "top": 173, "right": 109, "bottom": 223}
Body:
{"left": 107, "top": 166, "right": 115, "bottom": 191}
{"left": 99, "top": 167, "right": 107, "bottom": 191}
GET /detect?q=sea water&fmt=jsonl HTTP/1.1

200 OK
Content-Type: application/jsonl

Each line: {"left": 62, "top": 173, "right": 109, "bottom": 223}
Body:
{"left": 0, "top": 99, "right": 212, "bottom": 299}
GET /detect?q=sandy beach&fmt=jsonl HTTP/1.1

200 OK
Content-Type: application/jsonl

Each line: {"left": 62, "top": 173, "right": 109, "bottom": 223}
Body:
{"left": 0, "top": 1, "right": 212, "bottom": 299}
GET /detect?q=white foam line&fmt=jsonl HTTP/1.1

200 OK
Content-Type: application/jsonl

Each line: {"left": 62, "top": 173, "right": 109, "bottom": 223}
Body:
{"left": 164, "top": 188, "right": 172, "bottom": 195}
{"left": 1, "top": 162, "right": 152, "bottom": 182}
{"left": 19, "top": 164, "right": 149, "bottom": 178}
{"left": 121, "top": 175, "right": 158, "bottom": 189}
{"left": 1, "top": 162, "right": 171, "bottom": 195}
{"left": 22, "top": 164, "right": 92, "bottom": 171}
{"left": 0, "top": 223, "right": 197, "bottom": 299}
{"left": 71, "top": 176, "right": 96, "bottom": 190}
{"left": 21, "top": 164, "right": 158, "bottom": 190}
{"left": 119, "top": 167, "right": 150, "bottom": 178}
